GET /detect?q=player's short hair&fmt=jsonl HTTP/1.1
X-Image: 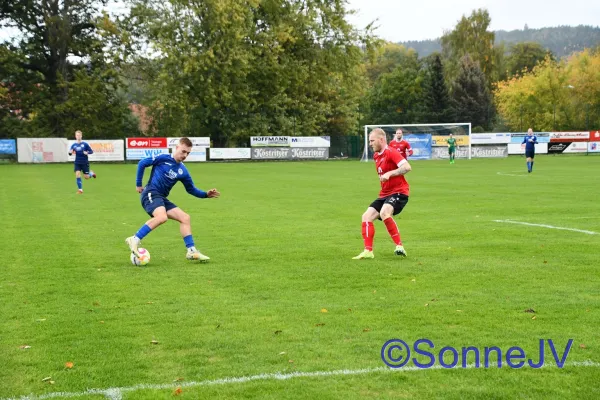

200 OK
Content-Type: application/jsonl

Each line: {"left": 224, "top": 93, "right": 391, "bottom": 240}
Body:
{"left": 179, "top": 137, "right": 193, "bottom": 147}
{"left": 75, "top": 130, "right": 82, "bottom": 135}
{"left": 395, "top": 128, "right": 403, "bottom": 134}
{"left": 370, "top": 128, "right": 386, "bottom": 139}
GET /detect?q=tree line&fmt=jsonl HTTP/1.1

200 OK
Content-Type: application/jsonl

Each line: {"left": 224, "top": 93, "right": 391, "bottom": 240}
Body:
{"left": 401, "top": 25, "right": 600, "bottom": 59}
{"left": 1, "top": 3, "right": 599, "bottom": 145}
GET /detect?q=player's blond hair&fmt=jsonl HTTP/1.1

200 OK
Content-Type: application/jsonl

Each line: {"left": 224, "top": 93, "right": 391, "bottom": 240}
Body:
{"left": 370, "top": 128, "right": 386, "bottom": 139}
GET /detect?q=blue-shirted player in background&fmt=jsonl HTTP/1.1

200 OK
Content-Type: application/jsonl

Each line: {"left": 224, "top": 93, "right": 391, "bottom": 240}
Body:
{"left": 69, "top": 130, "right": 96, "bottom": 194}
{"left": 521, "top": 128, "right": 538, "bottom": 173}
{"left": 125, "top": 137, "right": 220, "bottom": 262}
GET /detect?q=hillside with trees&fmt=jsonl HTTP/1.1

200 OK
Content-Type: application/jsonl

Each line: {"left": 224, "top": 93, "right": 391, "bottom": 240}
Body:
{"left": 401, "top": 25, "right": 600, "bottom": 58}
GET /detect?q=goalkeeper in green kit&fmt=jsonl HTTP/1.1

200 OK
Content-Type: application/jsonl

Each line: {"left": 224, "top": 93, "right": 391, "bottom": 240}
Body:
{"left": 447, "top": 134, "right": 458, "bottom": 164}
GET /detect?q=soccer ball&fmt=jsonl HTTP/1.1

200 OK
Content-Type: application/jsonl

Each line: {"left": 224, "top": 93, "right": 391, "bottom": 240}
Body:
{"left": 130, "top": 248, "right": 151, "bottom": 266}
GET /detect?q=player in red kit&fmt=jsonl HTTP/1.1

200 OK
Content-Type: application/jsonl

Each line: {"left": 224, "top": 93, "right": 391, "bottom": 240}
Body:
{"left": 353, "top": 128, "right": 412, "bottom": 259}
{"left": 388, "top": 128, "right": 413, "bottom": 160}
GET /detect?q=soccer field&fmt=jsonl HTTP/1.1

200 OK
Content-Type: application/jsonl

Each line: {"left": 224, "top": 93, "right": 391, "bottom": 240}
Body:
{"left": 1, "top": 156, "right": 599, "bottom": 399}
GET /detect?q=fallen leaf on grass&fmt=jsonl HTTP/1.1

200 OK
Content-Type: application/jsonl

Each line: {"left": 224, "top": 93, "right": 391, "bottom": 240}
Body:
{"left": 65, "top": 362, "right": 74, "bottom": 369}
{"left": 524, "top": 308, "right": 536, "bottom": 313}
{"left": 315, "top": 323, "right": 325, "bottom": 327}
{"left": 36, "top": 319, "right": 46, "bottom": 322}
{"left": 347, "top": 308, "right": 352, "bottom": 312}
{"left": 543, "top": 260, "right": 548, "bottom": 264}
{"left": 363, "top": 328, "right": 371, "bottom": 332}
{"left": 274, "top": 330, "right": 282, "bottom": 335}
{"left": 173, "top": 377, "right": 184, "bottom": 382}
{"left": 279, "top": 352, "right": 286, "bottom": 355}
{"left": 19, "top": 345, "right": 31, "bottom": 349}
{"left": 173, "top": 387, "right": 182, "bottom": 396}
{"left": 151, "top": 340, "right": 159, "bottom": 345}
{"left": 41, "top": 377, "right": 52, "bottom": 382}
{"left": 288, "top": 360, "right": 294, "bottom": 363}
{"left": 531, "top": 316, "right": 537, "bottom": 320}
{"left": 580, "top": 344, "right": 587, "bottom": 349}
{"left": 424, "top": 303, "right": 429, "bottom": 307}
{"left": 320, "top": 308, "right": 328, "bottom": 313}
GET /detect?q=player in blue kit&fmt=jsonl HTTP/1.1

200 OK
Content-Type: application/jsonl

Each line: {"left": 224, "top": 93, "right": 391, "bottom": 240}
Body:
{"left": 69, "top": 130, "right": 96, "bottom": 194}
{"left": 521, "top": 128, "right": 538, "bottom": 173}
{"left": 125, "top": 137, "right": 220, "bottom": 262}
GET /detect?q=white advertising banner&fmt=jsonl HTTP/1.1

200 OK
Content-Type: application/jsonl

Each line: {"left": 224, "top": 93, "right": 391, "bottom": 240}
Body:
{"left": 250, "top": 136, "right": 290, "bottom": 147}
{"left": 562, "top": 142, "right": 588, "bottom": 153}
{"left": 588, "top": 142, "right": 600, "bottom": 153}
{"left": 508, "top": 143, "right": 548, "bottom": 155}
{"left": 550, "top": 132, "right": 589, "bottom": 142}
{"left": 167, "top": 137, "right": 209, "bottom": 162}
{"left": 289, "top": 136, "right": 331, "bottom": 147}
{"left": 210, "top": 148, "right": 251, "bottom": 160}
{"left": 167, "top": 137, "right": 211, "bottom": 148}
{"left": 470, "top": 145, "right": 508, "bottom": 158}
{"left": 17, "top": 138, "right": 69, "bottom": 163}
{"left": 470, "top": 133, "right": 512, "bottom": 144}
{"left": 126, "top": 148, "right": 170, "bottom": 160}
{"left": 67, "top": 140, "right": 124, "bottom": 162}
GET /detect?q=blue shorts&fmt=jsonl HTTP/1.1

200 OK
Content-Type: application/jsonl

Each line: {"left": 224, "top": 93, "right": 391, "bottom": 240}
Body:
{"left": 74, "top": 162, "right": 90, "bottom": 174}
{"left": 525, "top": 150, "right": 535, "bottom": 158}
{"left": 141, "top": 189, "right": 178, "bottom": 217}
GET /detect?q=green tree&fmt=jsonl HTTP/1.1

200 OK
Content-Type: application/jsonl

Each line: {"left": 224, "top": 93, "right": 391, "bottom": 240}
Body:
{"left": 126, "top": 0, "right": 370, "bottom": 145}
{"left": 506, "top": 42, "right": 551, "bottom": 77}
{"left": 362, "top": 52, "right": 424, "bottom": 125}
{"left": 0, "top": 0, "right": 135, "bottom": 136}
{"left": 451, "top": 54, "right": 493, "bottom": 130}
{"left": 441, "top": 8, "right": 499, "bottom": 86}
{"left": 421, "top": 53, "right": 454, "bottom": 123}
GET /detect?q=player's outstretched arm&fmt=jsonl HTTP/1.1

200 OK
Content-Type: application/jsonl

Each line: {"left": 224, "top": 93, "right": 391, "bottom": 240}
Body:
{"left": 135, "top": 157, "right": 154, "bottom": 191}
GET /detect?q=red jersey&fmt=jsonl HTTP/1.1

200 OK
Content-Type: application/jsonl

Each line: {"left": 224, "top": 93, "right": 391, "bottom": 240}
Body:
{"left": 389, "top": 139, "right": 413, "bottom": 160}
{"left": 373, "top": 147, "right": 410, "bottom": 197}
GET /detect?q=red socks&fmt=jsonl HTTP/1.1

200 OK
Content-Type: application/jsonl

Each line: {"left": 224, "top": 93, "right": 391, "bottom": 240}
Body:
{"left": 361, "top": 221, "right": 375, "bottom": 251}
{"left": 383, "top": 217, "right": 402, "bottom": 245}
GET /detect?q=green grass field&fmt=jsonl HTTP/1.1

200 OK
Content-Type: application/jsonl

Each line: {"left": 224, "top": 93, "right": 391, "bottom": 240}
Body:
{"left": 1, "top": 155, "right": 599, "bottom": 399}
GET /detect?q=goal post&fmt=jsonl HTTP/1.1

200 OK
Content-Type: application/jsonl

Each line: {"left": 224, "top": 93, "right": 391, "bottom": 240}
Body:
{"left": 360, "top": 123, "right": 472, "bottom": 162}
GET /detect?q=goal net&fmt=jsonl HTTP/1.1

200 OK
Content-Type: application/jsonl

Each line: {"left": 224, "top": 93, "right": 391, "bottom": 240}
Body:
{"left": 360, "top": 123, "right": 472, "bottom": 162}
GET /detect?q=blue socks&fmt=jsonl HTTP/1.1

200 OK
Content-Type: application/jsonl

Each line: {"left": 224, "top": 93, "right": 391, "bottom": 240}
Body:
{"left": 133, "top": 226, "right": 194, "bottom": 249}
{"left": 76, "top": 177, "right": 82, "bottom": 189}
{"left": 135, "top": 224, "right": 152, "bottom": 240}
{"left": 183, "top": 235, "right": 195, "bottom": 249}
{"left": 527, "top": 161, "right": 532, "bottom": 172}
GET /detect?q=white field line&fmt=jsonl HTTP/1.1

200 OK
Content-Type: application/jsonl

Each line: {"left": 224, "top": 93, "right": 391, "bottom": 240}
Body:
{"left": 497, "top": 172, "right": 528, "bottom": 177}
{"left": 6, "top": 361, "right": 600, "bottom": 400}
{"left": 493, "top": 219, "right": 598, "bottom": 235}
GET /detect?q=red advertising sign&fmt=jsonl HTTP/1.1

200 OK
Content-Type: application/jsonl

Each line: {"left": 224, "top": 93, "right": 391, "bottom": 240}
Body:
{"left": 590, "top": 131, "right": 600, "bottom": 141}
{"left": 127, "top": 137, "right": 167, "bottom": 148}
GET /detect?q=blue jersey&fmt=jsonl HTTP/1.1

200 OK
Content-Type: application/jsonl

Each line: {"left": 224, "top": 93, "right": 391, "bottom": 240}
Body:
{"left": 136, "top": 154, "right": 207, "bottom": 198}
{"left": 522, "top": 135, "right": 538, "bottom": 151}
{"left": 70, "top": 141, "right": 93, "bottom": 163}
